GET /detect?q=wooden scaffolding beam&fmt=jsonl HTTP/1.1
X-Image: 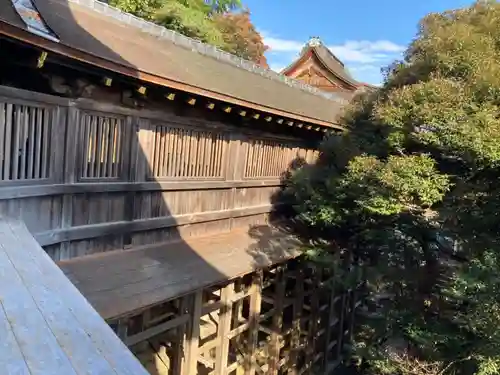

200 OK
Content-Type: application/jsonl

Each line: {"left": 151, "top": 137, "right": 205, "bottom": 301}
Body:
{"left": 111, "top": 259, "right": 362, "bottom": 375}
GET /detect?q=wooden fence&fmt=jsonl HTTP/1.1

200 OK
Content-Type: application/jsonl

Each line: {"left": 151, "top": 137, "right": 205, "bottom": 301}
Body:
{"left": 0, "top": 85, "right": 318, "bottom": 261}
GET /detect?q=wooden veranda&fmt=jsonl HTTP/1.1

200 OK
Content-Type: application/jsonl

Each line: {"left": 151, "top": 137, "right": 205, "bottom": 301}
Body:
{"left": 0, "top": 84, "right": 361, "bottom": 375}
{"left": 0, "top": 0, "right": 363, "bottom": 373}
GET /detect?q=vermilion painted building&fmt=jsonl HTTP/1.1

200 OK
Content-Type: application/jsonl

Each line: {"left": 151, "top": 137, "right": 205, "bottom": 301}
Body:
{"left": 281, "top": 37, "right": 377, "bottom": 100}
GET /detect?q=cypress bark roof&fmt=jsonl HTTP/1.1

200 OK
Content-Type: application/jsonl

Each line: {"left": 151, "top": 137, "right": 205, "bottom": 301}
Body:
{"left": 0, "top": 0, "right": 347, "bottom": 128}
{"left": 281, "top": 38, "right": 360, "bottom": 90}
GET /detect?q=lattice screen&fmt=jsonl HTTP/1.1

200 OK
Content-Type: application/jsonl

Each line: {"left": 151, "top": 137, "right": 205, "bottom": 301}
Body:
{"left": 149, "top": 124, "right": 228, "bottom": 179}
{"left": 80, "top": 112, "right": 124, "bottom": 179}
{"left": 0, "top": 102, "right": 52, "bottom": 181}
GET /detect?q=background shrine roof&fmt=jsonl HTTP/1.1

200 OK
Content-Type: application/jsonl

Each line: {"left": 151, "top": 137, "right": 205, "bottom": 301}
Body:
{"left": 282, "top": 37, "right": 361, "bottom": 89}
{"left": 0, "top": 0, "right": 348, "bottom": 128}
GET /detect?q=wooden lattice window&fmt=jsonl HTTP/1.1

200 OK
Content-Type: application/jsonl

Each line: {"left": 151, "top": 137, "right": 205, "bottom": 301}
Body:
{"left": 0, "top": 102, "right": 52, "bottom": 181}
{"left": 244, "top": 139, "right": 296, "bottom": 179}
{"left": 80, "top": 112, "right": 124, "bottom": 179}
{"left": 149, "top": 124, "right": 228, "bottom": 179}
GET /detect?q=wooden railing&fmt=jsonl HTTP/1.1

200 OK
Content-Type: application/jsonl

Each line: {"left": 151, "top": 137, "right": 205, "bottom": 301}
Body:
{"left": 0, "top": 85, "right": 318, "bottom": 260}
{"left": 0, "top": 217, "right": 149, "bottom": 374}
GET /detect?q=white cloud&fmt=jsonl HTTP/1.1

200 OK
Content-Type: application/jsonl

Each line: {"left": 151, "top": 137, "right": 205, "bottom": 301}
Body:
{"left": 262, "top": 34, "right": 405, "bottom": 85}
{"left": 263, "top": 36, "right": 304, "bottom": 53}
{"left": 269, "top": 64, "right": 286, "bottom": 73}
{"left": 349, "top": 65, "right": 381, "bottom": 73}
{"left": 341, "top": 40, "right": 405, "bottom": 53}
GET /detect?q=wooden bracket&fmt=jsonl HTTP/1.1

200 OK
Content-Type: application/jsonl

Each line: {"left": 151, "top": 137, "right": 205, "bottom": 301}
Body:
{"left": 37, "top": 51, "right": 48, "bottom": 68}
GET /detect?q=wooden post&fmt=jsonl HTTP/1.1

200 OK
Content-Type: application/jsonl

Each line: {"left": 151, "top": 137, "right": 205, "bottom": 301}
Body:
{"left": 246, "top": 270, "right": 263, "bottom": 375}
{"left": 116, "top": 318, "right": 129, "bottom": 342}
{"left": 123, "top": 115, "right": 136, "bottom": 248}
{"left": 172, "top": 296, "right": 191, "bottom": 375}
{"left": 305, "top": 268, "right": 320, "bottom": 373}
{"left": 323, "top": 278, "right": 337, "bottom": 373}
{"left": 232, "top": 279, "right": 244, "bottom": 331}
{"left": 215, "top": 282, "right": 235, "bottom": 375}
{"left": 227, "top": 133, "right": 244, "bottom": 230}
{"left": 269, "top": 267, "right": 286, "bottom": 375}
{"left": 336, "top": 293, "right": 347, "bottom": 360}
{"left": 60, "top": 105, "right": 77, "bottom": 260}
{"left": 185, "top": 291, "right": 203, "bottom": 375}
{"left": 288, "top": 269, "right": 304, "bottom": 375}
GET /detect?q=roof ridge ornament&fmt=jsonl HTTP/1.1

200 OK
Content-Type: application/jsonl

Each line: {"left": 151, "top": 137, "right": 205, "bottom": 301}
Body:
{"left": 308, "top": 36, "right": 321, "bottom": 47}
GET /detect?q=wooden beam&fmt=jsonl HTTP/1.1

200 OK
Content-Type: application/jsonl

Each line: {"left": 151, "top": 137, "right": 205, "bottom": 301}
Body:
{"left": 288, "top": 269, "right": 304, "bottom": 375}
{"left": 269, "top": 267, "right": 286, "bottom": 375}
{"left": 246, "top": 271, "right": 263, "bottom": 375}
{"left": 172, "top": 296, "right": 191, "bottom": 375}
{"left": 0, "top": 22, "right": 343, "bottom": 129}
{"left": 336, "top": 294, "right": 347, "bottom": 359}
{"left": 324, "top": 280, "right": 337, "bottom": 373}
{"left": 0, "top": 179, "right": 284, "bottom": 201}
{"left": 305, "top": 268, "right": 320, "bottom": 371}
{"left": 124, "top": 314, "right": 190, "bottom": 346}
{"left": 35, "top": 204, "right": 277, "bottom": 246}
{"left": 186, "top": 291, "right": 203, "bottom": 375}
{"left": 215, "top": 283, "right": 235, "bottom": 375}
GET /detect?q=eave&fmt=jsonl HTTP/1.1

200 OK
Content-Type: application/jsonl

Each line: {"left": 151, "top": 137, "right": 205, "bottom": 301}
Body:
{"left": 0, "top": 20, "right": 344, "bottom": 131}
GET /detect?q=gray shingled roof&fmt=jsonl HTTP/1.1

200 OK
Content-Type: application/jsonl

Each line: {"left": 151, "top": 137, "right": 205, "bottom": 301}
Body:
{"left": 0, "top": 0, "right": 348, "bottom": 126}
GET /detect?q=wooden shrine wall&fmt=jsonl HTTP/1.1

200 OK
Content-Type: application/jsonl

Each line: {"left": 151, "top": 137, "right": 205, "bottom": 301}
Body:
{"left": 0, "top": 85, "right": 318, "bottom": 261}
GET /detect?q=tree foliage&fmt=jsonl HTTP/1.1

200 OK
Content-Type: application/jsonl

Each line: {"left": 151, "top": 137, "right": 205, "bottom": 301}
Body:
{"left": 214, "top": 10, "right": 269, "bottom": 66}
{"left": 154, "top": 0, "right": 226, "bottom": 47}
{"left": 287, "top": 1, "right": 500, "bottom": 374}
{"left": 108, "top": 0, "right": 268, "bottom": 65}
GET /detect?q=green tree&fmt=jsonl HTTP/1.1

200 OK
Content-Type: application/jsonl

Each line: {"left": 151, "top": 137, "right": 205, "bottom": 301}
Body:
{"left": 154, "top": 0, "right": 226, "bottom": 47}
{"left": 108, "top": 0, "right": 164, "bottom": 20}
{"left": 109, "top": 0, "right": 270, "bottom": 63}
{"left": 287, "top": 1, "right": 500, "bottom": 374}
{"left": 109, "top": 0, "right": 241, "bottom": 20}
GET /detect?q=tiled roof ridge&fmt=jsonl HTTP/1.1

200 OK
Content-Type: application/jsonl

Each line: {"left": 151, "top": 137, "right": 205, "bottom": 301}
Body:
{"left": 67, "top": 0, "right": 348, "bottom": 105}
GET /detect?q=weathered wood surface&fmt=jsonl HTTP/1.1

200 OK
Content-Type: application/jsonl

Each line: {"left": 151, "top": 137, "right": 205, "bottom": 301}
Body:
{"left": 0, "top": 85, "right": 318, "bottom": 261}
{"left": 116, "top": 260, "right": 361, "bottom": 375}
{"left": 59, "top": 225, "right": 303, "bottom": 320}
{"left": 0, "top": 217, "right": 149, "bottom": 375}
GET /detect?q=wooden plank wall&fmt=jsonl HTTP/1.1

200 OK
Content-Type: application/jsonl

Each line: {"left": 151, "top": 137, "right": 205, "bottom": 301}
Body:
{"left": 0, "top": 85, "right": 318, "bottom": 261}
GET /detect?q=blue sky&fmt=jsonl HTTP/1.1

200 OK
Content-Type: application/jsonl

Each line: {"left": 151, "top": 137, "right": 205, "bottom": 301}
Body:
{"left": 244, "top": 0, "right": 474, "bottom": 85}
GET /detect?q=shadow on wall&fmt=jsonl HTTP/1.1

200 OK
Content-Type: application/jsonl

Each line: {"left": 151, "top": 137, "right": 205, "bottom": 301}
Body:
{"left": 0, "top": 1, "right": 228, "bottom": 374}
{"left": 245, "top": 155, "right": 311, "bottom": 270}
{"left": 0, "top": 1, "right": 328, "bottom": 374}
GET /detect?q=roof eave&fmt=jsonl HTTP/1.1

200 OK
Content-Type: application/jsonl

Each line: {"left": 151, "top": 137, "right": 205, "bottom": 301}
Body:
{"left": 311, "top": 47, "right": 359, "bottom": 89}
{"left": 280, "top": 46, "right": 311, "bottom": 76}
{"left": 0, "top": 20, "right": 344, "bottom": 131}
